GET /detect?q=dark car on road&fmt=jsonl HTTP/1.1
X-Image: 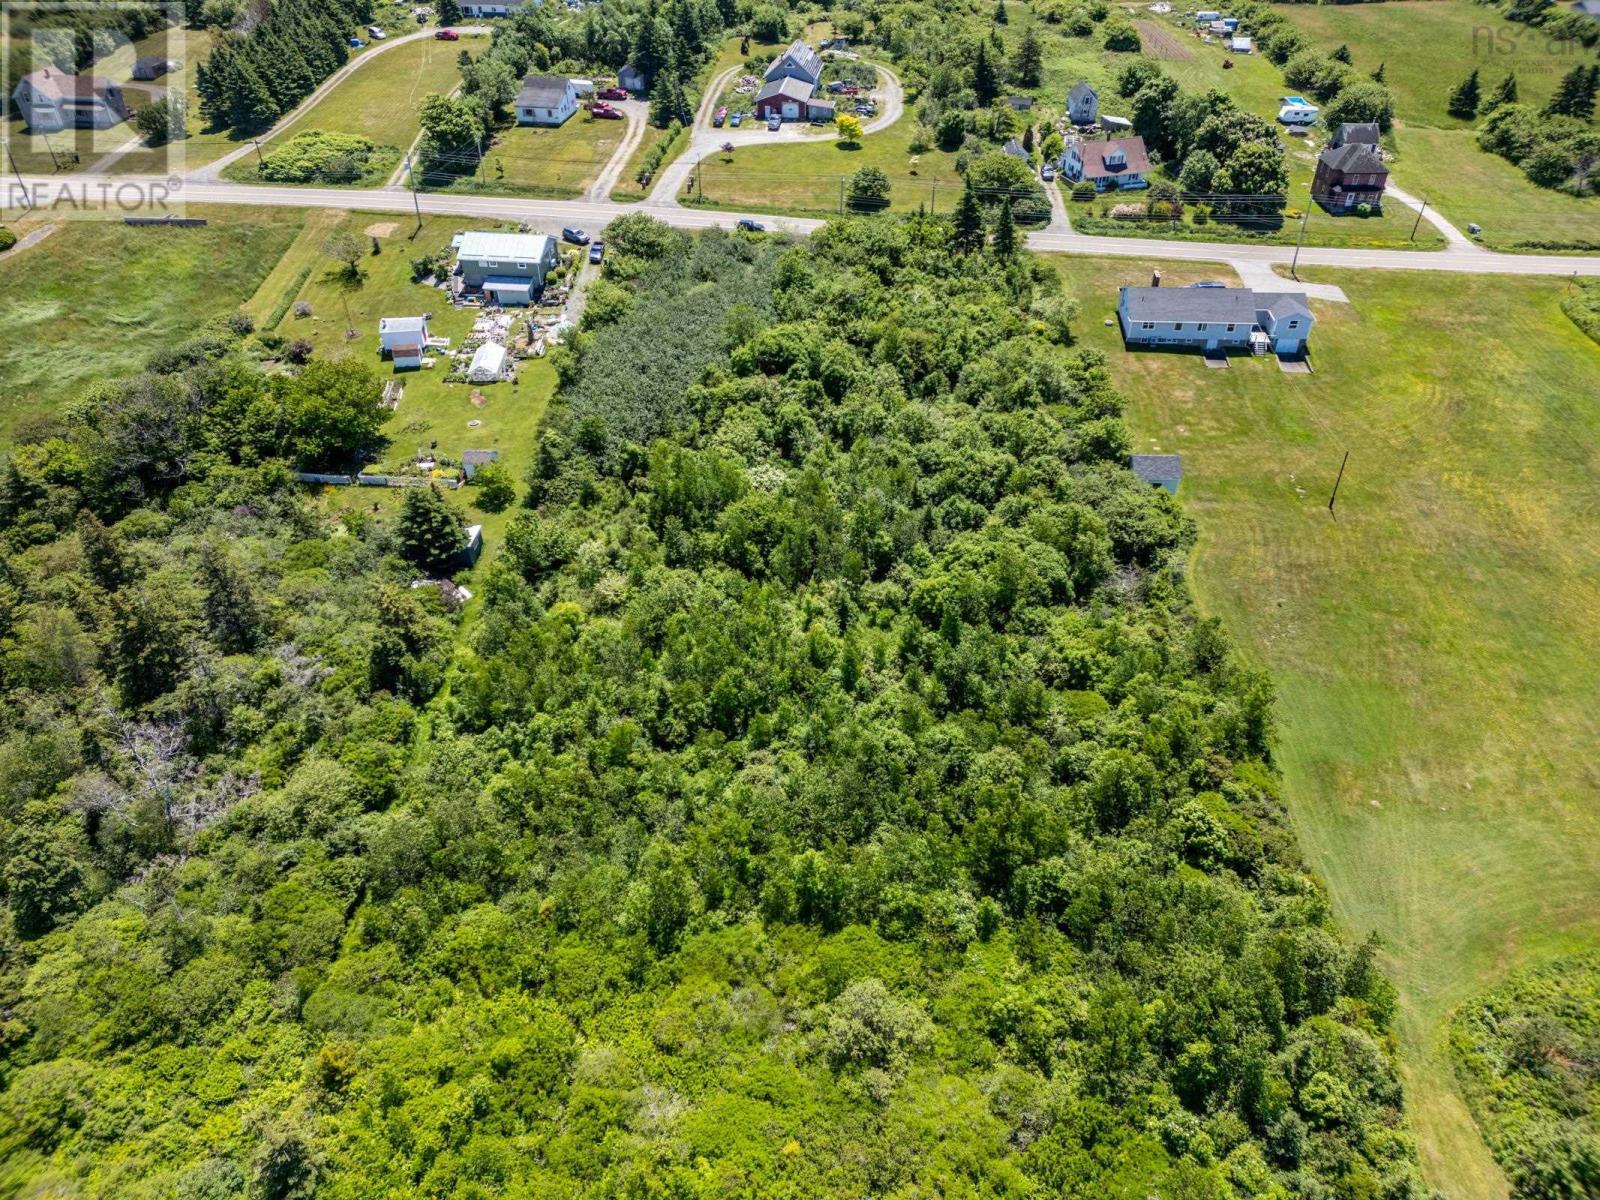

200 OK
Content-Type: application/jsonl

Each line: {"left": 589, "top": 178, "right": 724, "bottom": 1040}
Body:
{"left": 562, "top": 227, "right": 590, "bottom": 245}
{"left": 736, "top": 219, "right": 765, "bottom": 232}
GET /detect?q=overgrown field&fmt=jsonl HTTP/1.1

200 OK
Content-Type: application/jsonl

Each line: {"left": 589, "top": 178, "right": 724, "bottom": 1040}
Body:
{"left": 0, "top": 210, "right": 304, "bottom": 444}
{"left": 0, "top": 215, "right": 1424, "bottom": 1199}
{"left": 1069, "top": 255, "right": 1600, "bottom": 1200}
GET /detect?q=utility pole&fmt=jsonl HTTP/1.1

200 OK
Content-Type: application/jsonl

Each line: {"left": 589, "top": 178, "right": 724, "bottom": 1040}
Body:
{"left": 4, "top": 139, "right": 33, "bottom": 213}
{"left": 1327, "top": 450, "right": 1350, "bottom": 515}
{"left": 476, "top": 135, "right": 485, "bottom": 185}
{"left": 405, "top": 155, "right": 423, "bottom": 237}
{"left": 42, "top": 131, "right": 61, "bottom": 171}
{"left": 839, "top": 175, "right": 845, "bottom": 215}
{"left": 1290, "top": 204, "right": 1310, "bottom": 281}
{"left": 251, "top": 138, "right": 265, "bottom": 170}
{"left": 1409, "top": 196, "right": 1428, "bottom": 241}
{"left": 931, "top": 179, "right": 937, "bottom": 212}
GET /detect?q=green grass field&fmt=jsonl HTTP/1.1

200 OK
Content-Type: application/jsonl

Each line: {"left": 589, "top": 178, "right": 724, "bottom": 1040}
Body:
{"left": 1060, "top": 254, "right": 1600, "bottom": 1200}
{"left": 1267, "top": 0, "right": 1597, "bottom": 127}
{"left": 0, "top": 207, "right": 304, "bottom": 443}
{"left": 437, "top": 112, "right": 628, "bottom": 198}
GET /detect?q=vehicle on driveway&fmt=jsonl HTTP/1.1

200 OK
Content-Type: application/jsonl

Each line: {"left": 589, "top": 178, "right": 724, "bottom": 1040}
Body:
{"left": 730, "top": 111, "right": 743, "bottom": 127}
{"left": 597, "top": 86, "right": 629, "bottom": 100}
{"left": 349, "top": 36, "right": 366, "bottom": 47}
{"left": 590, "top": 102, "right": 623, "bottom": 119}
{"left": 589, "top": 241, "right": 604, "bottom": 263}
{"left": 434, "top": 28, "right": 459, "bottom": 39}
{"left": 367, "top": 24, "right": 386, "bottom": 38}
{"left": 766, "top": 114, "right": 781, "bottom": 131}
{"left": 736, "top": 219, "right": 765, "bottom": 231}
{"left": 562, "top": 227, "right": 590, "bottom": 245}
{"left": 713, "top": 106, "right": 728, "bottom": 127}
{"left": 1041, "top": 164, "right": 1055, "bottom": 182}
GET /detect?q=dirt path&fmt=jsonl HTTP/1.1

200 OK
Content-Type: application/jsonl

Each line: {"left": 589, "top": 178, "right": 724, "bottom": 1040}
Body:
{"left": 586, "top": 99, "right": 650, "bottom": 200}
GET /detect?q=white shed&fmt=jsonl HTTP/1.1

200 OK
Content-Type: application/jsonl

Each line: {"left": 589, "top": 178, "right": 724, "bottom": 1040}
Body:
{"left": 379, "top": 316, "right": 430, "bottom": 370}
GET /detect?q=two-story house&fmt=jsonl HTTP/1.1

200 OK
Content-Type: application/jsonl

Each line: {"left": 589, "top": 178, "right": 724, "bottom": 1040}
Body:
{"left": 1117, "top": 284, "right": 1315, "bottom": 356}
{"left": 762, "top": 41, "right": 823, "bottom": 88}
{"left": 1067, "top": 81, "right": 1098, "bottom": 126}
{"left": 1061, "top": 135, "right": 1150, "bottom": 191}
{"left": 455, "top": 231, "right": 560, "bottom": 305}
{"left": 12, "top": 68, "right": 127, "bottom": 132}
{"left": 1312, "top": 141, "right": 1388, "bottom": 212}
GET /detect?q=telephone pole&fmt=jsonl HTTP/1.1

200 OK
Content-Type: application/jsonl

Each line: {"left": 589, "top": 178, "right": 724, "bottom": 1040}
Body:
{"left": 4, "top": 139, "right": 33, "bottom": 213}
{"left": 250, "top": 138, "right": 265, "bottom": 170}
{"left": 1290, "top": 204, "right": 1311, "bottom": 281}
{"left": 405, "top": 155, "right": 423, "bottom": 237}
{"left": 1327, "top": 450, "right": 1350, "bottom": 515}
{"left": 1409, "top": 196, "right": 1428, "bottom": 241}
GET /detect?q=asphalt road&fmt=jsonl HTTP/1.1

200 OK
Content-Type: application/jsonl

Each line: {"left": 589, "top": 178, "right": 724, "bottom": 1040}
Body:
{"left": 8, "top": 175, "right": 1600, "bottom": 279}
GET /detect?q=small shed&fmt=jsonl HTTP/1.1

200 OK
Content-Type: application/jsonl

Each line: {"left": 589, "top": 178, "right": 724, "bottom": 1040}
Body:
{"left": 1130, "top": 454, "right": 1183, "bottom": 494}
{"left": 1006, "top": 95, "right": 1034, "bottom": 111}
{"left": 1002, "top": 137, "right": 1028, "bottom": 161}
{"left": 1100, "top": 114, "right": 1133, "bottom": 134}
{"left": 132, "top": 56, "right": 180, "bottom": 80}
{"left": 456, "top": 524, "right": 485, "bottom": 568}
{"left": 1228, "top": 35, "right": 1252, "bottom": 52}
{"left": 462, "top": 448, "right": 500, "bottom": 479}
{"left": 379, "top": 315, "right": 430, "bottom": 370}
{"left": 618, "top": 64, "right": 645, "bottom": 92}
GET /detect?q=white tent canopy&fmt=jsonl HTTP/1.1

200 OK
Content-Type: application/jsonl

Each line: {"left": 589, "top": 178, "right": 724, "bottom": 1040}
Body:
{"left": 468, "top": 343, "right": 507, "bottom": 382}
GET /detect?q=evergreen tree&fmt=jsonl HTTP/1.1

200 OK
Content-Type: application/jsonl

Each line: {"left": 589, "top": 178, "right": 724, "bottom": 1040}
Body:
{"left": 437, "top": 0, "right": 462, "bottom": 24}
{"left": 952, "top": 176, "right": 985, "bottom": 252}
{"left": 992, "top": 196, "right": 1017, "bottom": 258}
{"left": 77, "top": 511, "right": 130, "bottom": 592}
{"left": 1011, "top": 24, "right": 1043, "bottom": 88}
{"left": 1022, "top": 124, "right": 1035, "bottom": 153}
{"left": 633, "top": 15, "right": 672, "bottom": 87}
{"left": 1488, "top": 72, "right": 1517, "bottom": 109}
{"left": 994, "top": 0, "right": 1008, "bottom": 23}
{"left": 1370, "top": 61, "right": 1386, "bottom": 84}
{"left": 972, "top": 41, "right": 999, "bottom": 107}
{"left": 1447, "top": 69, "right": 1481, "bottom": 120}
{"left": 1331, "top": 43, "right": 1352, "bottom": 64}
{"left": 1544, "top": 64, "right": 1598, "bottom": 121}
{"left": 397, "top": 485, "right": 467, "bottom": 574}
{"left": 198, "top": 541, "right": 266, "bottom": 654}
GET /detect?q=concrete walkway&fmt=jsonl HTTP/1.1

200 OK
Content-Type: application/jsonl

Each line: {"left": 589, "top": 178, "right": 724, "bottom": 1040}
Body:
{"left": 1383, "top": 181, "right": 1482, "bottom": 253}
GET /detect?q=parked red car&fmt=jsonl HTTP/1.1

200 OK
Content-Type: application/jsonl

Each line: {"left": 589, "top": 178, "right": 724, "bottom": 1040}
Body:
{"left": 590, "top": 102, "right": 624, "bottom": 119}
{"left": 434, "top": 28, "right": 459, "bottom": 39}
{"left": 596, "top": 86, "right": 630, "bottom": 100}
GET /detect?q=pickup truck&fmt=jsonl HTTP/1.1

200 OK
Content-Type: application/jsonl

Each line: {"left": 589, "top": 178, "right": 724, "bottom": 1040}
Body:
{"left": 713, "top": 106, "right": 728, "bottom": 127}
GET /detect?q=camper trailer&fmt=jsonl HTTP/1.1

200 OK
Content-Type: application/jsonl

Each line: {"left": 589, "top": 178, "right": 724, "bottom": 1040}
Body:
{"left": 1277, "top": 96, "right": 1319, "bottom": 125}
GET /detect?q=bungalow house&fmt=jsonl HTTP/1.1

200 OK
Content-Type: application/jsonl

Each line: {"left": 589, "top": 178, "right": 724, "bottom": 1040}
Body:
{"left": 515, "top": 75, "right": 578, "bottom": 125}
{"left": 763, "top": 40, "right": 824, "bottom": 87}
{"left": 1117, "top": 285, "right": 1314, "bottom": 356}
{"left": 11, "top": 68, "right": 127, "bottom": 131}
{"left": 1130, "top": 454, "right": 1182, "bottom": 494}
{"left": 1312, "top": 141, "right": 1387, "bottom": 211}
{"left": 461, "top": 0, "right": 531, "bottom": 14}
{"left": 1329, "top": 121, "right": 1380, "bottom": 149}
{"left": 456, "top": 230, "right": 559, "bottom": 305}
{"left": 132, "top": 56, "right": 180, "bottom": 81}
{"left": 753, "top": 76, "right": 820, "bottom": 122}
{"left": 1061, "top": 135, "right": 1150, "bottom": 191}
{"left": 379, "top": 316, "right": 430, "bottom": 370}
{"left": 1067, "top": 81, "right": 1098, "bottom": 126}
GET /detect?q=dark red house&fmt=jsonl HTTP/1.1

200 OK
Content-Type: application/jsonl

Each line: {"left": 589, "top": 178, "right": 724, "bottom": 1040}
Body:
{"left": 1312, "top": 142, "right": 1388, "bottom": 212}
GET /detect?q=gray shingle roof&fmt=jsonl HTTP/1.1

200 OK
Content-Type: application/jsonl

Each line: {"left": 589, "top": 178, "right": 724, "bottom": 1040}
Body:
{"left": 1319, "top": 142, "right": 1385, "bottom": 174}
{"left": 755, "top": 76, "right": 815, "bottom": 103}
{"left": 1069, "top": 81, "right": 1096, "bottom": 105}
{"left": 1332, "top": 121, "right": 1380, "bottom": 147}
{"left": 1120, "top": 286, "right": 1259, "bottom": 324}
{"left": 764, "top": 40, "right": 823, "bottom": 83}
{"left": 517, "top": 75, "right": 572, "bottom": 108}
{"left": 1255, "top": 292, "right": 1313, "bottom": 325}
{"left": 1130, "top": 455, "right": 1182, "bottom": 485}
{"left": 463, "top": 449, "right": 500, "bottom": 465}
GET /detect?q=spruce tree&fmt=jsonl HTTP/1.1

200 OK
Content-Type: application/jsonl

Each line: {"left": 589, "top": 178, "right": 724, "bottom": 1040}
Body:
{"left": 1488, "top": 72, "right": 1517, "bottom": 110}
{"left": 437, "top": 0, "right": 462, "bottom": 23}
{"left": 972, "top": 41, "right": 999, "bottom": 107}
{"left": 994, "top": 0, "right": 1008, "bottom": 23}
{"left": 992, "top": 196, "right": 1017, "bottom": 258}
{"left": 1012, "top": 24, "right": 1043, "bottom": 88}
{"left": 952, "top": 177, "right": 985, "bottom": 253}
{"left": 1545, "top": 64, "right": 1598, "bottom": 121}
{"left": 1447, "top": 68, "right": 1480, "bottom": 120}
{"left": 1370, "top": 61, "right": 1386, "bottom": 84}
{"left": 398, "top": 485, "right": 467, "bottom": 575}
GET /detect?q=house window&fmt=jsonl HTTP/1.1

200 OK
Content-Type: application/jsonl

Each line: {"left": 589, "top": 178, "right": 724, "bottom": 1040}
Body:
{"left": 1174, "top": 323, "right": 1184, "bottom": 331}
{"left": 1225, "top": 323, "right": 1236, "bottom": 332}
{"left": 1287, "top": 320, "right": 1298, "bottom": 329}
{"left": 1141, "top": 321, "right": 1154, "bottom": 330}
{"left": 1197, "top": 323, "right": 1208, "bottom": 331}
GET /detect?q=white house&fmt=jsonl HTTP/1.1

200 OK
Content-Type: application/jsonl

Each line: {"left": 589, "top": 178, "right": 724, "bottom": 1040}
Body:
{"left": 379, "top": 316, "right": 430, "bottom": 370}
{"left": 456, "top": 230, "right": 560, "bottom": 305}
{"left": 12, "top": 68, "right": 127, "bottom": 132}
{"left": 1067, "top": 81, "right": 1098, "bottom": 126}
{"left": 1117, "top": 285, "right": 1314, "bottom": 356}
{"left": 515, "top": 75, "right": 578, "bottom": 125}
{"left": 1061, "top": 135, "right": 1150, "bottom": 191}
{"left": 461, "top": 0, "right": 532, "bottom": 14}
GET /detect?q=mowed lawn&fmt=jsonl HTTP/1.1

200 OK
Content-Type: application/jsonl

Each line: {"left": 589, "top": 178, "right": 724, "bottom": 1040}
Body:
{"left": 464, "top": 112, "right": 629, "bottom": 197}
{"left": 695, "top": 119, "right": 963, "bottom": 217}
{"left": 0, "top": 208, "right": 304, "bottom": 443}
{"left": 1061, "top": 254, "right": 1600, "bottom": 1200}
{"left": 1268, "top": 0, "right": 1597, "bottom": 127}
{"left": 249, "top": 212, "right": 558, "bottom": 480}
